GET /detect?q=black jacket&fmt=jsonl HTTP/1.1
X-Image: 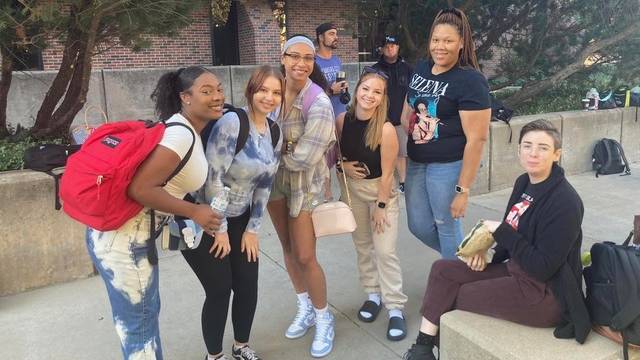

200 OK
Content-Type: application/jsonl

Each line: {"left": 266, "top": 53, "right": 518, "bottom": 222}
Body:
{"left": 492, "top": 163, "right": 591, "bottom": 343}
{"left": 372, "top": 56, "right": 413, "bottom": 126}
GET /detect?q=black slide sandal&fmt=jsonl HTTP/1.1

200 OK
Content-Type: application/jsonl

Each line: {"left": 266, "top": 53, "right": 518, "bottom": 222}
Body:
{"left": 357, "top": 300, "right": 382, "bottom": 323}
{"left": 387, "top": 316, "right": 407, "bottom": 341}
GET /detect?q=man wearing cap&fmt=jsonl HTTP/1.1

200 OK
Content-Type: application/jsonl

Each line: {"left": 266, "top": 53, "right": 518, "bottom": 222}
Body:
{"left": 373, "top": 35, "right": 413, "bottom": 193}
{"left": 315, "top": 22, "right": 346, "bottom": 200}
{"left": 315, "top": 22, "right": 348, "bottom": 118}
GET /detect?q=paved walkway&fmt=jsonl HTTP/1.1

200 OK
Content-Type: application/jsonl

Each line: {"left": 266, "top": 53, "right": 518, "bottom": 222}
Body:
{"left": 1, "top": 167, "right": 638, "bottom": 360}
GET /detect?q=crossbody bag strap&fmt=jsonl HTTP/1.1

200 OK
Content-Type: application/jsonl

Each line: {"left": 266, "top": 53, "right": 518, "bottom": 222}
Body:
{"left": 335, "top": 122, "right": 352, "bottom": 208}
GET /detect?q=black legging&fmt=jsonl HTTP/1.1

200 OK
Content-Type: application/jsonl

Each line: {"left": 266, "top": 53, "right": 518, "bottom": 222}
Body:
{"left": 181, "top": 210, "right": 258, "bottom": 355}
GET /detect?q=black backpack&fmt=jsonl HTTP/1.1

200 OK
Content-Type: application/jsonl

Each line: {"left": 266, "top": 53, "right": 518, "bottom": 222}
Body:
{"left": 599, "top": 90, "right": 617, "bottom": 110}
{"left": 148, "top": 104, "right": 281, "bottom": 261}
{"left": 592, "top": 138, "right": 631, "bottom": 177}
{"left": 584, "top": 232, "right": 640, "bottom": 360}
{"left": 490, "top": 94, "right": 515, "bottom": 142}
{"left": 200, "top": 104, "right": 280, "bottom": 154}
{"left": 23, "top": 144, "right": 81, "bottom": 209}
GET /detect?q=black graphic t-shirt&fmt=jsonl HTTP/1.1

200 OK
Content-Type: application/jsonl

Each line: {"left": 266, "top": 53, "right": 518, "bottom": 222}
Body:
{"left": 505, "top": 182, "right": 541, "bottom": 230}
{"left": 405, "top": 60, "right": 490, "bottom": 163}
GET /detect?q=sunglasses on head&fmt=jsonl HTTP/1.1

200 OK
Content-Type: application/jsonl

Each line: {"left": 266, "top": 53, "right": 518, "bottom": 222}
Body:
{"left": 361, "top": 66, "right": 389, "bottom": 80}
{"left": 440, "top": 7, "right": 462, "bottom": 18}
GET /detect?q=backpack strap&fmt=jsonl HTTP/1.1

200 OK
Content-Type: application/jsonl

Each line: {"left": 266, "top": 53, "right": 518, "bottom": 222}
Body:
{"left": 614, "top": 140, "right": 632, "bottom": 176}
{"left": 234, "top": 108, "right": 250, "bottom": 155}
{"left": 268, "top": 117, "right": 280, "bottom": 149}
{"left": 148, "top": 120, "right": 196, "bottom": 265}
{"left": 301, "top": 82, "right": 324, "bottom": 121}
{"left": 45, "top": 171, "right": 63, "bottom": 210}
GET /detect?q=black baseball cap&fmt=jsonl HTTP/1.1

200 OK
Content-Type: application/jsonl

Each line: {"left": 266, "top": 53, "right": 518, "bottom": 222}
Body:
{"left": 316, "top": 22, "right": 337, "bottom": 36}
{"left": 384, "top": 35, "right": 399, "bottom": 45}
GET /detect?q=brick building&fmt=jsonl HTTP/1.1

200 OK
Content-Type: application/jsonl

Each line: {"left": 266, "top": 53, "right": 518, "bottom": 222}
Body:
{"left": 20, "top": 1, "right": 358, "bottom": 71}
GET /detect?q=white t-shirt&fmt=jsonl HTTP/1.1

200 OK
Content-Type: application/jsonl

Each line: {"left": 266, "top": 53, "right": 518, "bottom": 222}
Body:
{"left": 157, "top": 113, "right": 208, "bottom": 200}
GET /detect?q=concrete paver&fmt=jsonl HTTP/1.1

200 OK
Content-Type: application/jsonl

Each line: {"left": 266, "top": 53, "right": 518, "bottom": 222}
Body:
{"left": 1, "top": 166, "right": 638, "bottom": 359}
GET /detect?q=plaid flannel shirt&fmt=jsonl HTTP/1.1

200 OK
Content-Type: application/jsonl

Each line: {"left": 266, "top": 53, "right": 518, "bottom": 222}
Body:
{"left": 278, "top": 79, "right": 336, "bottom": 217}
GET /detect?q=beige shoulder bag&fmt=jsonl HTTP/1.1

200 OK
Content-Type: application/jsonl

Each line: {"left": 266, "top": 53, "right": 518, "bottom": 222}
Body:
{"left": 311, "top": 136, "right": 357, "bottom": 238}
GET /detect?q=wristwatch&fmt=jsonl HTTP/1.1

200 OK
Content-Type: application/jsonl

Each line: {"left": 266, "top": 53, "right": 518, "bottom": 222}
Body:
{"left": 377, "top": 201, "right": 387, "bottom": 209}
{"left": 455, "top": 185, "right": 469, "bottom": 194}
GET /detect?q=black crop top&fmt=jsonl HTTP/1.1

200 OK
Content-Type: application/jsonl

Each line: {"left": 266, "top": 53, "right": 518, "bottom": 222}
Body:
{"left": 339, "top": 112, "right": 382, "bottom": 179}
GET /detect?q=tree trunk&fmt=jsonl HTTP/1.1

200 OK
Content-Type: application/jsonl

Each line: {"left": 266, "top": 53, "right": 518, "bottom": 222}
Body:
{"left": 30, "top": 6, "right": 102, "bottom": 139}
{"left": 0, "top": 47, "right": 13, "bottom": 139}
{"left": 504, "top": 21, "right": 640, "bottom": 107}
{"left": 30, "top": 32, "right": 81, "bottom": 137}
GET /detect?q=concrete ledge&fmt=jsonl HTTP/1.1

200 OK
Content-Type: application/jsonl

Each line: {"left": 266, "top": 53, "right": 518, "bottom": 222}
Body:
{"left": 560, "top": 109, "right": 622, "bottom": 175}
{"left": 440, "top": 310, "right": 639, "bottom": 360}
{"left": 621, "top": 107, "right": 640, "bottom": 164}
{"left": 0, "top": 170, "right": 94, "bottom": 296}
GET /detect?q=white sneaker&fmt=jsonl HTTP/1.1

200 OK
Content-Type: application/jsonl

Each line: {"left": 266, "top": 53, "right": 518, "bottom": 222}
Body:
{"left": 310, "top": 310, "right": 335, "bottom": 358}
{"left": 285, "top": 301, "right": 316, "bottom": 339}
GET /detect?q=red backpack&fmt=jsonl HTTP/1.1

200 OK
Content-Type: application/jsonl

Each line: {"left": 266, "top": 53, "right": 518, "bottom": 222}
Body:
{"left": 59, "top": 120, "right": 194, "bottom": 231}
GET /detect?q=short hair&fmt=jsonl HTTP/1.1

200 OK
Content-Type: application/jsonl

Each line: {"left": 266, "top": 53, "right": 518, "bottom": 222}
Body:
{"left": 519, "top": 119, "right": 562, "bottom": 149}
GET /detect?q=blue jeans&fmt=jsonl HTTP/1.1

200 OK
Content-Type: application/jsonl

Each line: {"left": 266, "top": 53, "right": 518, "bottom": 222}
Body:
{"left": 405, "top": 159, "right": 463, "bottom": 259}
{"left": 86, "top": 211, "right": 163, "bottom": 360}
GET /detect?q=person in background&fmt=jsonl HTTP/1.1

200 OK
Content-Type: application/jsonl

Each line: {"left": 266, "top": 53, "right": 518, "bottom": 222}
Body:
{"left": 315, "top": 22, "right": 347, "bottom": 199}
{"left": 372, "top": 35, "right": 413, "bottom": 193}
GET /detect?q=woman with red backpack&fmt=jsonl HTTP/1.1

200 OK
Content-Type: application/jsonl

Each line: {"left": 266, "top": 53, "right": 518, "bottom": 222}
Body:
{"left": 85, "top": 66, "right": 224, "bottom": 359}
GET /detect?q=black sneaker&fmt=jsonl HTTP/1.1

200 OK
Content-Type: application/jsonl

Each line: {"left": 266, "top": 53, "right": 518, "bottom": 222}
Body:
{"left": 402, "top": 343, "right": 436, "bottom": 360}
{"left": 232, "top": 345, "right": 261, "bottom": 360}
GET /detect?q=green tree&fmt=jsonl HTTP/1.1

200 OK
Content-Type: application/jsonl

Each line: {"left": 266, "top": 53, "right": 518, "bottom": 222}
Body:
{"left": 0, "top": 0, "right": 207, "bottom": 139}
{"left": 0, "top": 1, "right": 63, "bottom": 139}
{"left": 356, "top": 0, "right": 640, "bottom": 108}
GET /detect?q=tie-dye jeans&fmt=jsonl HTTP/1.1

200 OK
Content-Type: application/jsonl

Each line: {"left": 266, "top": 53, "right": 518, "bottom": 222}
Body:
{"left": 86, "top": 211, "right": 163, "bottom": 360}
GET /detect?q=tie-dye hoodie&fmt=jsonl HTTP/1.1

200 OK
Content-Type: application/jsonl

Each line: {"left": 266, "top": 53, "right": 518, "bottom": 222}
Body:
{"left": 201, "top": 109, "right": 282, "bottom": 233}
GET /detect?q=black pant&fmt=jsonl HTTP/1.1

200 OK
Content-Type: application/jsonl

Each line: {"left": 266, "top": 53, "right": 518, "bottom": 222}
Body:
{"left": 182, "top": 210, "right": 258, "bottom": 354}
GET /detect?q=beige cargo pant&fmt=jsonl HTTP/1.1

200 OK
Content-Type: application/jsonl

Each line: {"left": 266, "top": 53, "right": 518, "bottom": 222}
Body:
{"left": 339, "top": 176, "right": 408, "bottom": 310}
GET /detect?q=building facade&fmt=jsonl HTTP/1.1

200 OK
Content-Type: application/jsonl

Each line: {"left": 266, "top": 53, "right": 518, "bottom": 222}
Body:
{"left": 26, "top": 1, "right": 359, "bottom": 71}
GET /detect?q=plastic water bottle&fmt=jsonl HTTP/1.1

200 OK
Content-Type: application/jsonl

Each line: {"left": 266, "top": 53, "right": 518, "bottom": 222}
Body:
{"left": 181, "top": 225, "right": 196, "bottom": 249}
{"left": 210, "top": 186, "right": 230, "bottom": 214}
{"left": 586, "top": 88, "right": 599, "bottom": 110}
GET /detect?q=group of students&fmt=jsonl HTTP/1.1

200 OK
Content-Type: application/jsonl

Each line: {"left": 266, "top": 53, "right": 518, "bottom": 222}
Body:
{"left": 85, "top": 7, "right": 590, "bottom": 360}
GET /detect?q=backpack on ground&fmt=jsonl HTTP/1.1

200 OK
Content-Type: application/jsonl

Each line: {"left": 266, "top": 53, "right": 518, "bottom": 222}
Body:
{"left": 59, "top": 119, "right": 195, "bottom": 232}
{"left": 584, "top": 232, "right": 640, "bottom": 360}
{"left": 592, "top": 138, "right": 631, "bottom": 177}
{"left": 489, "top": 94, "right": 515, "bottom": 142}
{"left": 23, "top": 144, "right": 81, "bottom": 210}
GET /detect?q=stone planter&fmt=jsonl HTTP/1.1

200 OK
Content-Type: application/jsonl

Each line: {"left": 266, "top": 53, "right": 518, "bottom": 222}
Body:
{"left": 0, "top": 170, "right": 94, "bottom": 297}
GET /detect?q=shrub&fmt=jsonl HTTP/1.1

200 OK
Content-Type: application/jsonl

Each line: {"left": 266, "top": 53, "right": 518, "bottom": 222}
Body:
{"left": 0, "top": 136, "right": 65, "bottom": 172}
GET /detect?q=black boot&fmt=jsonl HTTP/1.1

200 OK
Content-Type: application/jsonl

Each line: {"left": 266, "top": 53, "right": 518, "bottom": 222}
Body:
{"left": 403, "top": 343, "right": 436, "bottom": 360}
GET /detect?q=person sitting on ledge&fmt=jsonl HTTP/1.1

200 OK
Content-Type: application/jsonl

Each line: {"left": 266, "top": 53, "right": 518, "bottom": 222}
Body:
{"left": 403, "top": 119, "right": 591, "bottom": 360}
